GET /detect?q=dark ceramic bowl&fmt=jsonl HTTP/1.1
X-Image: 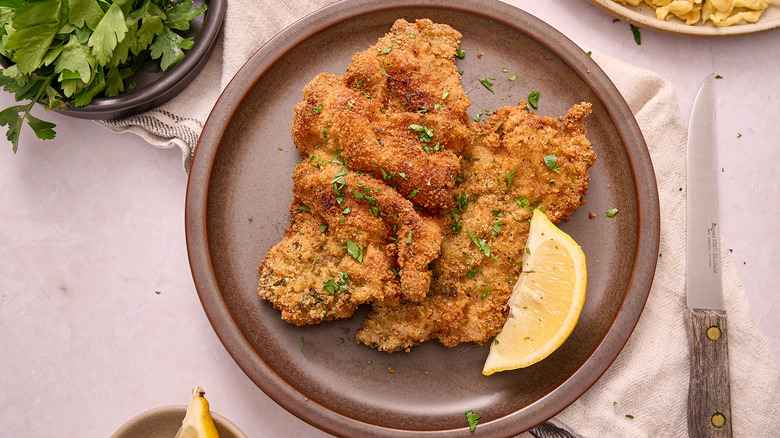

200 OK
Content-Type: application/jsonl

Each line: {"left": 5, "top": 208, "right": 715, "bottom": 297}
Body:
{"left": 0, "top": 0, "right": 225, "bottom": 120}
{"left": 186, "top": 0, "right": 660, "bottom": 436}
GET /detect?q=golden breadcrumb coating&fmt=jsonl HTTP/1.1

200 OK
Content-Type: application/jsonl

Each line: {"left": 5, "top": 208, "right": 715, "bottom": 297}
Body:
{"left": 290, "top": 19, "right": 472, "bottom": 212}
{"left": 259, "top": 19, "right": 597, "bottom": 351}
{"left": 355, "top": 102, "right": 596, "bottom": 352}
{"left": 258, "top": 157, "right": 441, "bottom": 325}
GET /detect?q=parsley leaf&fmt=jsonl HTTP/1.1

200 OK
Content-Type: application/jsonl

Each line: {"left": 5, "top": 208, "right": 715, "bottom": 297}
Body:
{"left": 164, "top": 0, "right": 207, "bottom": 32}
{"left": 346, "top": 239, "right": 364, "bottom": 263}
{"left": 479, "top": 77, "right": 494, "bottom": 93}
{"left": 630, "top": 24, "right": 641, "bottom": 45}
{"left": 465, "top": 410, "right": 482, "bottom": 433}
{"left": 5, "top": 0, "right": 60, "bottom": 74}
{"left": 88, "top": 3, "right": 128, "bottom": 65}
{"left": 527, "top": 91, "right": 539, "bottom": 109}
{"left": 54, "top": 35, "right": 94, "bottom": 85}
{"left": 149, "top": 27, "right": 194, "bottom": 71}
{"left": 543, "top": 154, "right": 561, "bottom": 173}
{"left": 467, "top": 230, "right": 497, "bottom": 259}
{"left": 68, "top": 0, "right": 105, "bottom": 30}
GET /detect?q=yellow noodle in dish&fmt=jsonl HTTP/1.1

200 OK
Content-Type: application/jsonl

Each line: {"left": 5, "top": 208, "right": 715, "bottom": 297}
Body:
{"left": 612, "top": 0, "right": 777, "bottom": 26}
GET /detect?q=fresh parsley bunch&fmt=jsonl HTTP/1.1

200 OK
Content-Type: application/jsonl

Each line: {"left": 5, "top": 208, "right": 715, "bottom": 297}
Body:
{"left": 0, "top": 0, "right": 207, "bottom": 152}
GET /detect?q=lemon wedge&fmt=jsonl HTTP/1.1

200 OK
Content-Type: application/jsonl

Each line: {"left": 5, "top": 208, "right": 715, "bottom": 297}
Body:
{"left": 175, "top": 386, "right": 219, "bottom": 438}
{"left": 482, "top": 209, "right": 587, "bottom": 375}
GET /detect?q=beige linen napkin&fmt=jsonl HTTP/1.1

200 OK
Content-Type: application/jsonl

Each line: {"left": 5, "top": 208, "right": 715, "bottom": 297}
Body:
{"left": 99, "top": 1, "right": 780, "bottom": 436}
{"left": 530, "top": 53, "right": 780, "bottom": 438}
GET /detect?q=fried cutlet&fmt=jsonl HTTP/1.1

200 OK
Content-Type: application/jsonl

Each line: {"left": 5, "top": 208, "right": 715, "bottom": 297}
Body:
{"left": 257, "top": 157, "right": 442, "bottom": 325}
{"left": 355, "top": 102, "right": 596, "bottom": 352}
{"left": 290, "top": 19, "right": 472, "bottom": 211}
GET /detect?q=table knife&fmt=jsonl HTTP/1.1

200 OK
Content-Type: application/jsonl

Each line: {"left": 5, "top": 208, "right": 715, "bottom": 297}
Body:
{"left": 685, "top": 74, "right": 732, "bottom": 437}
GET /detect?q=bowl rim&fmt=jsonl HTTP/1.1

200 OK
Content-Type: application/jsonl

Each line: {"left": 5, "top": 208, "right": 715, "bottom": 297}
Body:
{"left": 110, "top": 404, "right": 248, "bottom": 438}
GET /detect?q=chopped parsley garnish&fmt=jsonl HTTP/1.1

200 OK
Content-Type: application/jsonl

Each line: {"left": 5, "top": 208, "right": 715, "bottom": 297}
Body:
{"left": 515, "top": 197, "right": 531, "bottom": 209}
{"left": 506, "top": 170, "right": 516, "bottom": 188}
{"left": 715, "top": 75, "right": 724, "bottom": 79}
{"left": 473, "top": 108, "right": 493, "bottom": 122}
{"left": 467, "top": 230, "right": 497, "bottom": 259}
{"left": 320, "top": 224, "right": 328, "bottom": 233}
{"left": 407, "top": 189, "right": 419, "bottom": 199}
{"left": 508, "top": 74, "right": 519, "bottom": 81}
{"left": 380, "top": 40, "right": 395, "bottom": 54}
{"left": 323, "top": 271, "right": 350, "bottom": 294}
{"left": 466, "top": 269, "right": 482, "bottom": 278}
{"left": 481, "top": 286, "right": 492, "bottom": 300}
{"left": 606, "top": 208, "right": 619, "bottom": 218}
{"left": 455, "top": 48, "right": 465, "bottom": 59}
{"left": 625, "top": 414, "right": 635, "bottom": 419}
{"left": 479, "top": 78, "right": 494, "bottom": 93}
{"left": 331, "top": 166, "right": 348, "bottom": 188}
{"left": 408, "top": 122, "right": 434, "bottom": 143}
{"left": 353, "top": 190, "right": 377, "bottom": 205}
{"left": 346, "top": 239, "right": 363, "bottom": 263}
{"left": 442, "top": 89, "right": 451, "bottom": 99}
{"left": 543, "top": 154, "right": 561, "bottom": 173}
{"left": 630, "top": 24, "right": 641, "bottom": 45}
{"left": 298, "top": 205, "right": 310, "bottom": 212}
{"left": 527, "top": 91, "right": 539, "bottom": 109}
{"left": 492, "top": 221, "right": 505, "bottom": 236}
{"left": 311, "top": 104, "right": 324, "bottom": 114}
{"left": 300, "top": 337, "right": 304, "bottom": 346}
{"left": 465, "top": 410, "right": 482, "bottom": 433}
{"left": 422, "top": 141, "right": 441, "bottom": 153}
{"left": 406, "top": 230, "right": 414, "bottom": 244}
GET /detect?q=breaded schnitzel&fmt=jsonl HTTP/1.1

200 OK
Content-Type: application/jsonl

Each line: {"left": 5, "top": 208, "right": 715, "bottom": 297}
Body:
{"left": 355, "top": 102, "right": 596, "bottom": 352}
{"left": 257, "top": 157, "right": 441, "bottom": 325}
{"left": 258, "top": 19, "right": 597, "bottom": 353}
{"left": 291, "top": 19, "right": 472, "bottom": 212}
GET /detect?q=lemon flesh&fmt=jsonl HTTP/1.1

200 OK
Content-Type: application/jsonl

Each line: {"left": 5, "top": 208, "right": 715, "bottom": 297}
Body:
{"left": 482, "top": 209, "right": 587, "bottom": 375}
{"left": 175, "top": 386, "right": 219, "bottom": 438}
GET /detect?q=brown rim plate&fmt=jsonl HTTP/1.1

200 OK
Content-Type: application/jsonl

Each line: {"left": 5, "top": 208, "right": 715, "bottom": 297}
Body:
{"left": 185, "top": 1, "right": 660, "bottom": 436}
{"left": 586, "top": 0, "right": 780, "bottom": 37}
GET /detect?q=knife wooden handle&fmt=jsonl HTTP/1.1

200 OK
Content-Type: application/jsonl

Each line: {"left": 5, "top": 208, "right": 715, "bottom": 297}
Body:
{"left": 685, "top": 308, "right": 732, "bottom": 438}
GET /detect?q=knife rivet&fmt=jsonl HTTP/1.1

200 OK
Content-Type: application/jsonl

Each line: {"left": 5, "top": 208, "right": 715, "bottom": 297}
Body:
{"left": 706, "top": 326, "right": 721, "bottom": 341}
{"left": 711, "top": 412, "right": 726, "bottom": 428}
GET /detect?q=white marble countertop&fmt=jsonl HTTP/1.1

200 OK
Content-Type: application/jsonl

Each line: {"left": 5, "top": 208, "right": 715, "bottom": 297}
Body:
{"left": 1, "top": 1, "right": 777, "bottom": 436}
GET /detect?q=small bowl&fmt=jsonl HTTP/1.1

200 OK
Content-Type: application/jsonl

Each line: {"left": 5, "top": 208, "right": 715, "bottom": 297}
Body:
{"left": 0, "top": 0, "right": 225, "bottom": 120}
{"left": 111, "top": 405, "right": 248, "bottom": 438}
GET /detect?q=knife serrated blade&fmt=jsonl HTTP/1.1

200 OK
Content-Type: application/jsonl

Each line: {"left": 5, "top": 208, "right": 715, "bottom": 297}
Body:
{"left": 685, "top": 74, "right": 732, "bottom": 438}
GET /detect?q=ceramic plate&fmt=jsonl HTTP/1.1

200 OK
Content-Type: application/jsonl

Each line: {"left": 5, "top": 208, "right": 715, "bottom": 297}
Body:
{"left": 586, "top": 0, "right": 780, "bottom": 37}
{"left": 185, "top": 1, "right": 660, "bottom": 436}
